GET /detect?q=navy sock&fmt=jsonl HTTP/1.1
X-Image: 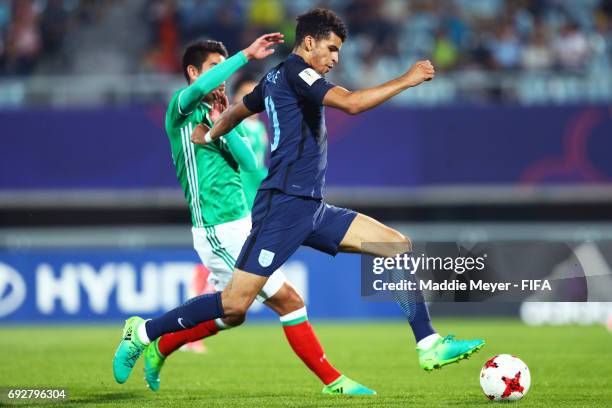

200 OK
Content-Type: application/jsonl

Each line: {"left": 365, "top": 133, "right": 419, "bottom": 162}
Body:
{"left": 389, "top": 252, "right": 436, "bottom": 343}
{"left": 145, "top": 292, "right": 224, "bottom": 341}
{"left": 408, "top": 302, "right": 435, "bottom": 342}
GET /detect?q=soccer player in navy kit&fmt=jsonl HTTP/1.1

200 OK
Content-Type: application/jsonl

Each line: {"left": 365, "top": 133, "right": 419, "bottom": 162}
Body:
{"left": 113, "top": 8, "right": 484, "bottom": 393}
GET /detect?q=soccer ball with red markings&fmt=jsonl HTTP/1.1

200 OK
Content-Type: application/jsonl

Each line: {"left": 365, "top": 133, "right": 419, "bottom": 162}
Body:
{"left": 480, "top": 354, "right": 531, "bottom": 402}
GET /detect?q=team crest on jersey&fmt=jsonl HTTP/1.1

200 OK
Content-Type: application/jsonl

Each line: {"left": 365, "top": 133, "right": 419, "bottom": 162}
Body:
{"left": 258, "top": 249, "right": 275, "bottom": 267}
{"left": 266, "top": 70, "right": 280, "bottom": 84}
{"left": 298, "top": 68, "right": 321, "bottom": 86}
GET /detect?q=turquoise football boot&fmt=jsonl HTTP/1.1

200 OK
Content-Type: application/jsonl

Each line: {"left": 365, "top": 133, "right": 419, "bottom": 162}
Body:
{"left": 143, "top": 338, "right": 166, "bottom": 391}
{"left": 322, "top": 375, "right": 376, "bottom": 395}
{"left": 113, "top": 316, "right": 147, "bottom": 384}
{"left": 418, "top": 334, "right": 485, "bottom": 371}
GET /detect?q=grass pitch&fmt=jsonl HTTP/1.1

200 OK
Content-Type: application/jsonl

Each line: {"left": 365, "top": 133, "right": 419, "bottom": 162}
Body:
{"left": 1, "top": 319, "right": 610, "bottom": 407}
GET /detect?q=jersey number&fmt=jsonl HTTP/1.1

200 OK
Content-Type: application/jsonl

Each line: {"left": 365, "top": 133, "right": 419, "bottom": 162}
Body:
{"left": 264, "top": 96, "right": 280, "bottom": 152}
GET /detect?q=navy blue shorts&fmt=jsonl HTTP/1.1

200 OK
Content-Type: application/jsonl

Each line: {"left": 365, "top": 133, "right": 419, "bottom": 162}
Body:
{"left": 236, "top": 189, "right": 358, "bottom": 277}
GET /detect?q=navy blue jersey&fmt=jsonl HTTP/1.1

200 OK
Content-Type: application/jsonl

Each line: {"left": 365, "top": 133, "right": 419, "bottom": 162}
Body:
{"left": 243, "top": 54, "right": 336, "bottom": 198}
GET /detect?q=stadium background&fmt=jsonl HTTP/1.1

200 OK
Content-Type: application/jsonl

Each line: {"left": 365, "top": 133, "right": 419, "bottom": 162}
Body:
{"left": 0, "top": 1, "right": 611, "bottom": 405}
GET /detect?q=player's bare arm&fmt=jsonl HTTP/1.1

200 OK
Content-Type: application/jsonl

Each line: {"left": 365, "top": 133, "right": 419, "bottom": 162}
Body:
{"left": 206, "top": 100, "right": 255, "bottom": 143}
{"left": 323, "top": 60, "right": 435, "bottom": 115}
{"left": 190, "top": 89, "right": 230, "bottom": 145}
{"left": 190, "top": 90, "right": 257, "bottom": 171}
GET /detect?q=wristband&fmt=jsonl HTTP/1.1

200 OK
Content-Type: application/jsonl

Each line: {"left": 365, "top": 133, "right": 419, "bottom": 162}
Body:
{"left": 204, "top": 130, "right": 213, "bottom": 144}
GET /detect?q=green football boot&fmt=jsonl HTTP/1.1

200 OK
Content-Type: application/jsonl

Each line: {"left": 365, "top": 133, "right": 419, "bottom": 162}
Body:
{"left": 418, "top": 334, "right": 485, "bottom": 371}
{"left": 143, "top": 338, "right": 166, "bottom": 391}
{"left": 113, "top": 316, "right": 147, "bottom": 384}
{"left": 322, "top": 375, "right": 377, "bottom": 395}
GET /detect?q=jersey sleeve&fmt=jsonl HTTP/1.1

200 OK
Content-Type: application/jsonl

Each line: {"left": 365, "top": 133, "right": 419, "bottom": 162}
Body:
{"left": 224, "top": 126, "right": 257, "bottom": 172}
{"left": 179, "top": 51, "right": 249, "bottom": 116}
{"left": 166, "top": 90, "right": 185, "bottom": 126}
{"left": 286, "top": 62, "right": 336, "bottom": 105}
{"left": 242, "top": 78, "right": 265, "bottom": 113}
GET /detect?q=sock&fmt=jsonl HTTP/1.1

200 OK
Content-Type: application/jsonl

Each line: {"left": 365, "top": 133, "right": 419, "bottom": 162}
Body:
{"left": 137, "top": 319, "right": 151, "bottom": 345}
{"left": 145, "top": 292, "right": 224, "bottom": 341}
{"left": 214, "top": 318, "right": 232, "bottom": 330}
{"left": 408, "top": 302, "right": 436, "bottom": 343}
{"left": 157, "top": 320, "right": 220, "bottom": 356}
{"left": 389, "top": 252, "right": 437, "bottom": 343}
{"left": 417, "top": 333, "right": 442, "bottom": 350}
{"left": 280, "top": 307, "right": 341, "bottom": 385}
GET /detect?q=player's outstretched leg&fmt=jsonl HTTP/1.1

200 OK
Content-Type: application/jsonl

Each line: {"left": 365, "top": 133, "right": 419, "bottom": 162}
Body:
{"left": 389, "top": 270, "right": 485, "bottom": 370}
{"left": 113, "top": 290, "right": 229, "bottom": 384}
{"left": 114, "top": 270, "right": 263, "bottom": 385}
{"left": 113, "top": 269, "right": 260, "bottom": 384}
{"left": 339, "top": 213, "right": 485, "bottom": 371}
{"left": 264, "top": 282, "right": 376, "bottom": 396}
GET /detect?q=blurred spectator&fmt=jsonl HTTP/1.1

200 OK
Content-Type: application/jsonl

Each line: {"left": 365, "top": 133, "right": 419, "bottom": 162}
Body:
{"left": 40, "top": 0, "right": 68, "bottom": 56}
{"left": 248, "top": 0, "right": 284, "bottom": 30}
{"left": 176, "top": 0, "right": 217, "bottom": 43}
{"left": 441, "top": 4, "right": 470, "bottom": 49}
{"left": 0, "top": 0, "right": 609, "bottom": 105}
{"left": 521, "top": 25, "right": 554, "bottom": 70}
{"left": 433, "top": 29, "right": 459, "bottom": 71}
{"left": 553, "top": 22, "right": 591, "bottom": 71}
{"left": 208, "top": 3, "right": 243, "bottom": 52}
{"left": 143, "top": 0, "right": 180, "bottom": 73}
{"left": 4, "top": 0, "right": 41, "bottom": 75}
{"left": 488, "top": 22, "right": 522, "bottom": 70}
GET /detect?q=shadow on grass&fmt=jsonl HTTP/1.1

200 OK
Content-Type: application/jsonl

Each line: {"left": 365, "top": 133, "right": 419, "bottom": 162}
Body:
{"left": 64, "top": 391, "right": 142, "bottom": 405}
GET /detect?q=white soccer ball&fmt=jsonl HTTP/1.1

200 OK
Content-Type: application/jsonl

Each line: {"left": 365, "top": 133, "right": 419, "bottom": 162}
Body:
{"left": 480, "top": 354, "right": 531, "bottom": 402}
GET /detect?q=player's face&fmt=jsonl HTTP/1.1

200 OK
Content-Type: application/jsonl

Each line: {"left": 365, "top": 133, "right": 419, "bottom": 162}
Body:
{"left": 233, "top": 81, "right": 258, "bottom": 104}
{"left": 191, "top": 52, "right": 227, "bottom": 95}
{"left": 310, "top": 32, "right": 342, "bottom": 75}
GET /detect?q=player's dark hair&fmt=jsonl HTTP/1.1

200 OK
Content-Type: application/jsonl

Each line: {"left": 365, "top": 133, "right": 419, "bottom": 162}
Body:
{"left": 295, "top": 8, "right": 347, "bottom": 46}
{"left": 231, "top": 72, "right": 259, "bottom": 96}
{"left": 182, "top": 40, "right": 229, "bottom": 83}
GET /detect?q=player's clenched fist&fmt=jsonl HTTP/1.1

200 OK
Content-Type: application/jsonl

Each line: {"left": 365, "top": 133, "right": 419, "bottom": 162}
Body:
{"left": 242, "top": 32, "right": 285, "bottom": 60}
{"left": 403, "top": 60, "right": 435, "bottom": 87}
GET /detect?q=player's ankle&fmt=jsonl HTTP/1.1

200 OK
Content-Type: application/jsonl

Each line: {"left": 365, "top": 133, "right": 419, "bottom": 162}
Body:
{"left": 137, "top": 320, "right": 152, "bottom": 345}
{"left": 417, "top": 333, "right": 441, "bottom": 350}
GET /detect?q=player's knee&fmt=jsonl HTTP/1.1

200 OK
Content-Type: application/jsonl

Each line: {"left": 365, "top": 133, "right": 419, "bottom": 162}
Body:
{"left": 384, "top": 230, "right": 412, "bottom": 253}
{"left": 222, "top": 314, "right": 246, "bottom": 327}
{"left": 224, "top": 303, "right": 249, "bottom": 320}
{"left": 400, "top": 234, "right": 413, "bottom": 252}
{"left": 221, "top": 297, "right": 250, "bottom": 320}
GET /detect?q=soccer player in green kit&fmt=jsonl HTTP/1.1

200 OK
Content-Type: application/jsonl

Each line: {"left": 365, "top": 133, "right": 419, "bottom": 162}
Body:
{"left": 135, "top": 35, "right": 374, "bottom": 395}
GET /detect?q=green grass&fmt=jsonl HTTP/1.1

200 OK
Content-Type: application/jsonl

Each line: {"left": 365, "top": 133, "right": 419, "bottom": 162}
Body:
{"left": 0, "top": 319, "right": 611, "bottom": 407}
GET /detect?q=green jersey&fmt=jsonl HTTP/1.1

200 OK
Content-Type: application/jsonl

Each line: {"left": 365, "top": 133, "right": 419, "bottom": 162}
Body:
{"left": 239, "top": 119, "right": 269, "bottom": 209}
{"left": 163, "top": 51, "right": 256, "bottom": 227}
{"left": 166, "top": 92, "right": 248, "bottom": 226}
